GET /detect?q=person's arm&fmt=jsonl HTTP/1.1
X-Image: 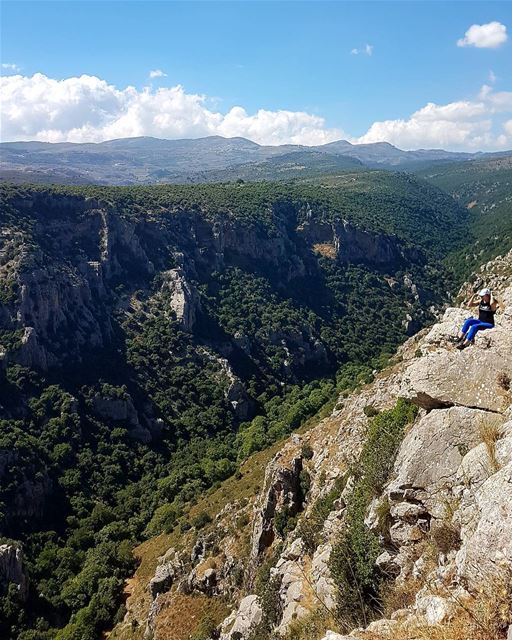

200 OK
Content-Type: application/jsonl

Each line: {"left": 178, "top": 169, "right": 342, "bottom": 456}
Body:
{"left": 468, "top": 293, "right": 480, "bottom": 307}
{"left": 491, "top": 297, "right": 500, "bottom": 312}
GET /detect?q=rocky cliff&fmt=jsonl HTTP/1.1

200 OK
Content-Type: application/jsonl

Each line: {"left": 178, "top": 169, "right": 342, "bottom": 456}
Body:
{"left": 1, "top": 190, "right": 417, "bottom": 374}
{"left": 112, "top": 249, "right": 512, "bottom": 640}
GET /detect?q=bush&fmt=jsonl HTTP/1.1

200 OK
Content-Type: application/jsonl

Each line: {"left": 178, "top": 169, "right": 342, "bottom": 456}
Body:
{"left": 144, "top": 503, "right": 179, "bottom": 536}
{"left": 298, "top": 475, "right": 346, "bottom": 555}
{"left": 273, "top": 505, "right": 297, "bottom": 538}
{"left": 301, "top": 443, "right": 314, "bottom": 460}
{"left": 330, "top": 399, "right": 418, "bottom": 629}
{"left": 192, "top": 511, "right": 212, "bottom": 530}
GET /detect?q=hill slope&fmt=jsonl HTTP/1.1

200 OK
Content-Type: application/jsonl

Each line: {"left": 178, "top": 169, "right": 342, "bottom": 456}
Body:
{"left": 0, "top": 173, "right": 470, "bottom": 639}
{"left": 1, "top": 135, "right": 510, "bottom": 185}
{"left": 110, "top": 249, "right": 512, "bottom": 640}
{"left": 417, "top": 156, "right": 512, "bottom": 277}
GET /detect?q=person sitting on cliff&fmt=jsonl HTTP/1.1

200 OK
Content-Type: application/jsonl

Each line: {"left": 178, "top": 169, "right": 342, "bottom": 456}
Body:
{"left": 454, "top": 288, "right": 499, "bottom": 350}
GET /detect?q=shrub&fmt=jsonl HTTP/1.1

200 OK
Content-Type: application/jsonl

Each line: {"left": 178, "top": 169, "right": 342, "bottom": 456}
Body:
{"left": 301, "top": 443, "right": 314, "bottom": 460}
{"left": 330, "top": 399, "right": 418, "bottom": 629}
{"left": 144, "top": 503, "right": 179, "bottom": 536}
{"left": 298, "top": 475, "right": 346, "bottom": 555}
{"left": 248, "top": 575, "right": 282, "bottom": 640}
{"left": 363, "top": 405, "right": 379, "bottom": 418}
{"left": 274, "top": 505, "right": 297, "bottom": 538}
{"left": 236, "top": 513, "right": 250, "bottom": 529}
{"left": 497, "top": 371, "right": 511, "bottom": 391}
{"left": 192, "top": 511, "right": 212, "bottom": 530}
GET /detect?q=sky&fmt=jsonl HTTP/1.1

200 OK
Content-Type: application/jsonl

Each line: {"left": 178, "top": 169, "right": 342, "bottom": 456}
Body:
{"left": 1, "top": 0, "right": 511, "bottom": 150}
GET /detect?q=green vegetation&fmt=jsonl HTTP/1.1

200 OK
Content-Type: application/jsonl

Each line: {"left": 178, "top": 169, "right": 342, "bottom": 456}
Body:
{"left": 417, "top": 157, "right": 512, "bottom": 279}
{"left": 299, "top": 475, "right": 347, "bottom": 555}
{"left": 0, "top": 173, "right": 473, "bottom": 639}
{"left": 329, "top": 399, "right": 418, "bottom": 629}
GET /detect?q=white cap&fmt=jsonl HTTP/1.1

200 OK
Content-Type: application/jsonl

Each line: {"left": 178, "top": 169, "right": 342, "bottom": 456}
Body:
{"left": 478, "top": 288, "right": 491, "bottom": 297}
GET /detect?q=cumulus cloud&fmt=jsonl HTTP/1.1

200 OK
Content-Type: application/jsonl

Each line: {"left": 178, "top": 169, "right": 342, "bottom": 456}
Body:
{"left": 355, "top": 85, "right": 512, "bottom": 151}
{"left": 1, "top": 72, "right": 510, "bottom": 151}
{"left": 0, "top": 72, "right": 344, "bottom": 145}
{"left": 351, "top": 44, "right": 373, "bottom": 56}
{"left": 1, "top": 62, "right": 21, "bottom": 73}
{"left": 457, "top": 21, "right": 508, "bottom": 48}
{"left": 149, "top": 69, "right": 167, "bottom": 79}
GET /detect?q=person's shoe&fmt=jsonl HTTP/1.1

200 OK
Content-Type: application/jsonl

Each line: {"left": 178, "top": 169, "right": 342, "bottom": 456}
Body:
{"left": 449, "top": 335, "right": 462, "bottom": 343}
{"left": 456, "top": 342, "right": 469, "bottom": 350}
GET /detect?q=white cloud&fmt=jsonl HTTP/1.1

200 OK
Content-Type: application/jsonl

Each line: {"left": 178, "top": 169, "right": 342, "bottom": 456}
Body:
{"left": 1, "top": 62, "right": 21, "bottom": 73}
{"left": 457, "top": 21, "right": 508, "bottom": 49}
{"left": 355, "top": 85, "right": 512, "bottom": 151}
{"left": 0, "top": 72, "right": 344, "bottom": 145}
{"left": 149, "top": 69, "right": 167, "bottom": 79}
{"left": 351, "top": 44, "right": 373, "bottom": 56}
{"left": 1, "top": 72, "right": 510, "bottom": 151}
{"left": 489, "top": 69, "right": 497, "bottom": 83}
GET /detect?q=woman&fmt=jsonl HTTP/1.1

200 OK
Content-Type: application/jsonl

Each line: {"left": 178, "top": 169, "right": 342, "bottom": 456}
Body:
{"left": 454, "top": 288, "right": 499, "bottom": 350}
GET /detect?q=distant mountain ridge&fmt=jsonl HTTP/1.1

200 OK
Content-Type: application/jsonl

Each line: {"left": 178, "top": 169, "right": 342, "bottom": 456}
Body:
{"left": 1, "top": 135, "right": 511, "bottom": 185}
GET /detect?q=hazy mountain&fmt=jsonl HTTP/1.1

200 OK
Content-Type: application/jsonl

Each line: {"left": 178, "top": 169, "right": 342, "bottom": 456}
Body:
{"left": 1, "top": 135, "right": 510, "bottom": 185}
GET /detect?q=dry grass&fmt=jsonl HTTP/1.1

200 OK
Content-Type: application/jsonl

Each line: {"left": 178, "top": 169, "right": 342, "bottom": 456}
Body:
{"left": 479, "top": 419, "right": 502, "bottom": 473}
{"left": 381, "top": 576, "right": 422, "bottom": 617}
{"left": 381, "top": 542, "right": 437, "bottom": 617}
{"left": 366, "top": 567, "right": 512, "bottom": 640}
{"left": 284, "top": 607, "right": 339, "bottom": 640}
{"left": 313, "top": 243, "right": 337, "bottom": 259}
{"left": 153, "top": 593, "right": 230, "bottom": 640}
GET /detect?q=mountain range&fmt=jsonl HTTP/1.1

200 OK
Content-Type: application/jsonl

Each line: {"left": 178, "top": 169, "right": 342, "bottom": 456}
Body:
{"left": 1, "top": 135, "right": 511, "bottom": 185}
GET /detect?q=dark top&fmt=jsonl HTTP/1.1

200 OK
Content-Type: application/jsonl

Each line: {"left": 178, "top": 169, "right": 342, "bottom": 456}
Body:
{"left": 478, "top": 301, "right": 495, "bottom": 325}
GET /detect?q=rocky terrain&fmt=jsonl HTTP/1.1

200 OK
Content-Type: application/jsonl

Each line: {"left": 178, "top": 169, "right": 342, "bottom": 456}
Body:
{"left": 111, "top": 249, "right": 512, "bottom": 640}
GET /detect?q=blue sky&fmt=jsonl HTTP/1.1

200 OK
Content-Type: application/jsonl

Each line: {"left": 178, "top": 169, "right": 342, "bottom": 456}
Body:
{"left": 1, "top": 1, "right": 511, "bottom": 149}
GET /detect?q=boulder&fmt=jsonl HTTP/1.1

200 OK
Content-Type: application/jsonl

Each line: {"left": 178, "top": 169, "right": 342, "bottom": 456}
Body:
{"left": 320, "top": 632, "right": 354, "bottom": 640}
{"left": 456, "top": 461, "right": 512, "bottom": 587}
{"left": 149, "top": 563, "right": 175, "bottom": 600}
{"left": 387, "top": 407, "right": 505, "bottom": 516}
{"left": 415, "top": 595, "right": 452, "bottom": 625}
{"left": 401, "top": 317, "right": 512, "bottom": 411}
{"left": 219, "top": 595, "right": 263, "bottom": 640}
{"left": 92, "top": 390, "right": 151, "bottom": 442}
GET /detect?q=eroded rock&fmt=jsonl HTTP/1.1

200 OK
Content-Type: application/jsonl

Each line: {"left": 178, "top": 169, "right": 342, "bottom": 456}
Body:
{"left": 0, "top": 544, "right": 28, "bottom": 600}
{"left": 220, "top": 595, "right": 262, "bottom": 640}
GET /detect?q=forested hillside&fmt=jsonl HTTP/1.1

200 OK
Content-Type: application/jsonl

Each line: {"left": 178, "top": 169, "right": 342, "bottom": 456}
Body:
{"left": 0, "top": 173, "right": 473, "bottom": 639}
{"left": 418, "top": 156, "right": 512, "bottom": 277}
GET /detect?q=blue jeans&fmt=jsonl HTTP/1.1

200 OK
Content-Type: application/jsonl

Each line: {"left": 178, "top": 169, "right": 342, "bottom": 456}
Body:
{"left": 461, "top": 317, "right": 494, "bottom": 342}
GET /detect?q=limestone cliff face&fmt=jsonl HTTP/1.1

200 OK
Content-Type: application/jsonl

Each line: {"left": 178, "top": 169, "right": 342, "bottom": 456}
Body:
{"left": 297, "top": 218, "right": 406, "bottom": 266}
{"left": 1, "top": 192, "right": 425, "bottom": 380}
{"left": 0, "top": 195, "right": 306, "bottom": 372}
{"left": 0, "top": 544, "right": 28, "bottom": 601}
{"left": 115, "top": 250, "right": 512, "bottom": 640}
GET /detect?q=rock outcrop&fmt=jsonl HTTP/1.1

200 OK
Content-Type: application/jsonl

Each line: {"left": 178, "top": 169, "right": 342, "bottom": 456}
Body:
{"left": 219, "top": 595, "right": 262, "bottom": 640}
{"left": 250, "top": 452, "right": 304, "bottom": 565}
{"left": 0, "top": 544, "right": 28, "bottom": 600}
{"left": 161, "top": 268, "right": 200, "bottom": 331}
{"left": 297, "top": 218, "right": 405, "bottom": 266}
